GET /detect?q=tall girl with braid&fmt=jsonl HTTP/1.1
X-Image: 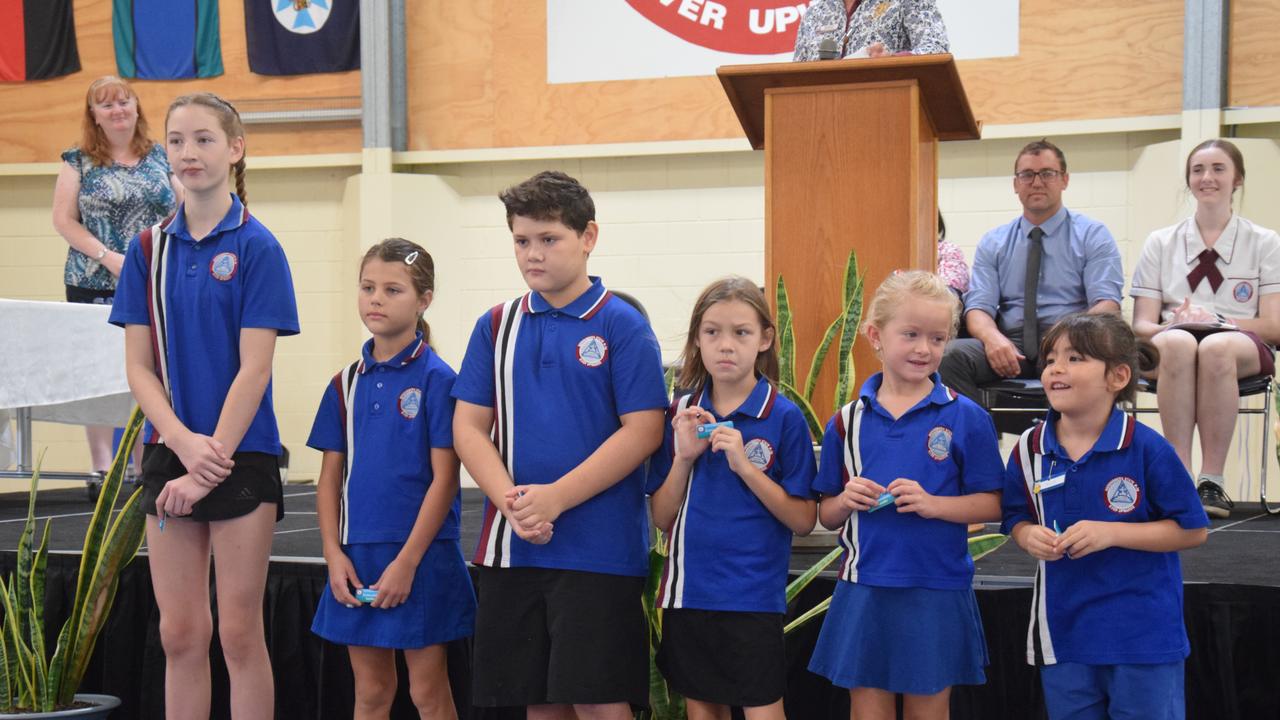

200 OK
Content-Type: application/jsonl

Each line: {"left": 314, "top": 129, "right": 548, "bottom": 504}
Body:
{"left": 109, "top": 93, "right": 298, "bottom": 719}
{"left": 1131, "top": 139, "right": 1280, "bottom": 519}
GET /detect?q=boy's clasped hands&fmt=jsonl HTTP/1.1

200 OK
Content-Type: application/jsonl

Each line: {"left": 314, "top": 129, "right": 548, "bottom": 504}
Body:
{"left": 506, "top": 485, "right": 558, "bottom": 545}
{"left": 1013, "top": 520, "right": 1119, "bottom": 561}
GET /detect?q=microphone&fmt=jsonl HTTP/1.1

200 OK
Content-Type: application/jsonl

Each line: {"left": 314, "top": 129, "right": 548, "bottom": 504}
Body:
{"left": 817, "top": 37, "right": 839, "bottom": 60}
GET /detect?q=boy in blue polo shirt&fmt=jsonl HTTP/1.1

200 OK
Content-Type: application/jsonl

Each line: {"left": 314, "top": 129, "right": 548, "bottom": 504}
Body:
{"left": 452, "top": 171, "right": 667, "bottom": 718}
{"left": 1002, "top": 313, "right": 1208, "bottom": 720}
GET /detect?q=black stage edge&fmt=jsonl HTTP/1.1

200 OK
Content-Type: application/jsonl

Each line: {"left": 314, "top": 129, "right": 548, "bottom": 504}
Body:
{"left": 2, "top": 553, "right": 1278, "bottom": 720}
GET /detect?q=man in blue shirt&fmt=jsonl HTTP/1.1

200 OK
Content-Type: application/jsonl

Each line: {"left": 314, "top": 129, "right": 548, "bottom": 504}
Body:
{"left": 940, "top": 139, "right": 1124, "bottom": 420}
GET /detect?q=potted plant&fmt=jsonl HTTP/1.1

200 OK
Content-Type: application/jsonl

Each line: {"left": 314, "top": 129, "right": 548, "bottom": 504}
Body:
{"left": 0, "top": 407, "right": 148, "bottom": 718}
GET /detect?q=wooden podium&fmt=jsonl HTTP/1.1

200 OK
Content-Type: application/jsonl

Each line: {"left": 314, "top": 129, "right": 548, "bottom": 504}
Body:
{"left": 718, "top": 54, "right": 979, "bottom": 420}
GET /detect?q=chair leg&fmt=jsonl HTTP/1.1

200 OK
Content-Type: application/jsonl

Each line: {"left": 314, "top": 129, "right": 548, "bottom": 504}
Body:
{"left": 1262, "top": 385, "right": 1279, "bottom": 516}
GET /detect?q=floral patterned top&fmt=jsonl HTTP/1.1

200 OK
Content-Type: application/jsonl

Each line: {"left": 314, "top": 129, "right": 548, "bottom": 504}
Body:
{"left": 60, "top": 143, "right": 176, "bottom": 291}
{"left": 938, "top": 238, "right": 970, "bottom": 293}
{"left": 792, "top": 0, "right": 949, "bottom": 61}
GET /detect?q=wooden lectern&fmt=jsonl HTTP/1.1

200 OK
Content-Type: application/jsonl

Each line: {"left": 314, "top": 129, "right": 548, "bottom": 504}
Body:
{"left": 718, "top": 54, "right": 979, "bottom": 421}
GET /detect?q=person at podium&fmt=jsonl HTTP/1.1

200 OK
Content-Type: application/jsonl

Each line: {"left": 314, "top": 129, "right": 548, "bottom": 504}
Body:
{"left": 939, "top": 140, "right": 1124, "bottom": 432}
{"left": 792, "top": 0, "right": 950, "bottom": 61}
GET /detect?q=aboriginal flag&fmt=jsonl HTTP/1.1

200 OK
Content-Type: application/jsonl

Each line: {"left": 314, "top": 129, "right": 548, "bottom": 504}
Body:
{"left": 113, "top": 0, "right": 223, "bottom": 79}
{"left": 0, "top": 0, "right": 80, "bottom": 82}
{"left": 245, "top": 0, "right": 359, "bottom": 76}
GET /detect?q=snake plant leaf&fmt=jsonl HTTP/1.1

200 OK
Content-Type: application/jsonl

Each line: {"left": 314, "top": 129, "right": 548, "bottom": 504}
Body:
{"left": 777, "top": 379, "right": 823, "bottom": 442}
{"left": 28, "top": 519, "right": 50, "bottom": 673}
{"left": 802, "top": 313, "right": 845, "bottom": 404}
{"left": 775, "top": 275, "right": 797, "bottom": 391}
{"left": 57, "top": 486, "right": 147, "bottom": 705}
{"left": 0, "top": 576, "right": 36, "bottom": 709}
{"left": 15, "top": 452, "right": 44, "bottom": 655}
{"left": 967, "top": 533, "right": 1010, "bottom": 561}
{"left": 46, "top": 620, "right": 73, "bottom": 712}
{"left": 784, "top": 595, "right": 832, "bottom": 634}
{"left": 834, "top": 261, "right": 865, "bottom": 409}
{"left": 785, "top": 546, "right": 843, "bottom": 606}
{"left": 60, "top": 407, "right": 143, "bottom": 697}
{"left": 31, "top": 644, "right": 48, "bottom": 711}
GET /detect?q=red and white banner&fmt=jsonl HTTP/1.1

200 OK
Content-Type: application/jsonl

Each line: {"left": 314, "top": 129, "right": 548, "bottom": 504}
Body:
{"left": 547, "top": 0, "right": 1018, "bottom": 84}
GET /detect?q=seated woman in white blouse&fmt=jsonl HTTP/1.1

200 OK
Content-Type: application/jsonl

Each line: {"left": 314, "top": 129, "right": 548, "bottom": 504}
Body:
{"left": 1131, "top": 139, "right": 1280, "bottom": 519}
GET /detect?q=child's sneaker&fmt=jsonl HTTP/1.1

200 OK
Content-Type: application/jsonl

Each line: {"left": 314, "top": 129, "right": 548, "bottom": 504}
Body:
{"left": 1197, "top": 478, "right": 1233, "bottom": 519}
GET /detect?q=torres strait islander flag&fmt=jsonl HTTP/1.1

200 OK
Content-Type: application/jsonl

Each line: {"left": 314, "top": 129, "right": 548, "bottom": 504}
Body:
{"left": 0, "top": 0, "right": 81, "bottom": 82}
{"left": 113, "top": 0, "right": 224, "bottom": 79}
{"left": 244, "top": 0, "right": 360, "bottom": 76}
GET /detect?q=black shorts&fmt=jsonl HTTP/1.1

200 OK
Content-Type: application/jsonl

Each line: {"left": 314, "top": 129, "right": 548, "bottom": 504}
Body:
{"left": 471, "top": 566, "right": 648, "bottom": 709}
{"left": 140, "top": 444, "right": 283, "bottom": 522}
{"left": 656, "top": 608, "right": 785, "bottom": 707}
{"left": 65, "top": 285, "right": 114, "bottom": 305}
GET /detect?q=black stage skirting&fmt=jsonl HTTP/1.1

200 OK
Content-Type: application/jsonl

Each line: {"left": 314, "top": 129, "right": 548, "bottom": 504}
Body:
{"left": 4, "top": 552, "right": 1278, "bottom": 720}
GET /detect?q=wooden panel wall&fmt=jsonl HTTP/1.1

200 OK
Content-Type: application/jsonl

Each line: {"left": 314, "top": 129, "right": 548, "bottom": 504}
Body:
{"left": 0, "top": 0, "right": 361, "bottom": 164}
{"left": 406, "top": 0, "right": 1184, "bottom": 152}
{"left": 1228, "top": 0, "right": 1280, "bottom": 108}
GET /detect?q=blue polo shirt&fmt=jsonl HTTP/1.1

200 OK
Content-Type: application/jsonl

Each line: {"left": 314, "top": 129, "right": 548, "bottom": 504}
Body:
{"left": 813, "top": 373, "right": 1004, "bottom": 590}
{"left": 307, "top": 334, "right": 460, "bottom": 545}
{"left": 452, "top": 277, "right": 667, "bottom": 577}
{"left": 1000, "top": 409, "right": 1209, "bottom": 666}
{"left": 109, "top": 195, "right": 299, "bottom": 454}
{"left": 646, "top": 377, "right": 816, "bottom": 613}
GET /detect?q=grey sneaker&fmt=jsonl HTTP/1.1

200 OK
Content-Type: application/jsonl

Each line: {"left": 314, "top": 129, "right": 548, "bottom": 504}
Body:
{"left": 1198, "top": 481, "right": 1233, "bottom": 519}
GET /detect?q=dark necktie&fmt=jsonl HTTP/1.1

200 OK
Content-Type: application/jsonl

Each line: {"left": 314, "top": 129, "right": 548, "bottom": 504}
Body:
{"left": 1186, "top": 249, "right": 1223, "bottom": 293}
{"left": 1023, "top": 227, "right": 1044, "bottom": 363}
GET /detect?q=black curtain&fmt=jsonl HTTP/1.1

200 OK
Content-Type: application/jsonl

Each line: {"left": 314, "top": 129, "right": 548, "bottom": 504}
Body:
{"left": 3, "top": 553, "right": 1277, "bottom": 719}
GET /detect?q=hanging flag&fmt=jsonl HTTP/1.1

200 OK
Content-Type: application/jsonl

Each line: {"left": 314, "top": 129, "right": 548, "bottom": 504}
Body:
{"left": 0, "top": 0, "right": 81, "bottom": 82}
{"left": 244, "top": 0, "right": 360, "bottom": 76}
{"left": 113, "top": 0, "right": 223, "bottom": 79}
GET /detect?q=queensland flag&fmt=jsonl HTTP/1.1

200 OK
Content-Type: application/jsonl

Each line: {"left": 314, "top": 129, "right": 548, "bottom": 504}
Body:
{"left": 0, "top": 0, "right": 80, "bottom": 82}
{"left": 245, "top": 0, "right": 359, "bottom": 76}
{"left": 113, "top": 0, "right": 223, "bottom": 79}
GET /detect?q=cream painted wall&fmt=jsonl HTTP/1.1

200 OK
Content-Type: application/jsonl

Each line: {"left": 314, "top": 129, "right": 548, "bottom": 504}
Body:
{"left": 5, "top": 129, "right": 1280, "bottom": 499}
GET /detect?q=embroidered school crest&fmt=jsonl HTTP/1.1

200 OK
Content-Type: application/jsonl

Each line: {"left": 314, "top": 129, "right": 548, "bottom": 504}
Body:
{"left": 744, "top": 438, "right": 775, "bottom": 471}
{"left": 273, "top": 0, "right": 333, "bottom": 34}
{"left": 1104, "top": 476, "right": 1140, "bottom": 514}
{"left": 926, "top": 426, "right": 953, "bottom": 461}
{"left": 398, "top": 388, "right": 421, "bottom": 419}
{"left": 1234, "top": 281, "right": 1254, "bottom": 303}
{"left": 209, "top": 252, "right": 239, "bottom": 281}
{"left": 576, "top": 335, "right": 608, "bottom": 367}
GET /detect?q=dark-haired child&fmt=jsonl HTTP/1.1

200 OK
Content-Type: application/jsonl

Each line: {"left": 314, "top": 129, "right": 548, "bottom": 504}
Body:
{"left": 309, "top": 239, "right": 475, "bottom": 718}
{"left": 1002, "top": 312, "right": 1209, "bottom": 720}
{"left": 452, "top": 171, "right": 668, "bottom": 719}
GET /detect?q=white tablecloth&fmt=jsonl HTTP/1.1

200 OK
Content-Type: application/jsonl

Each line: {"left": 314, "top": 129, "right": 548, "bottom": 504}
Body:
{"left": 0, "top": 298, "right": 133, "bottom": 426}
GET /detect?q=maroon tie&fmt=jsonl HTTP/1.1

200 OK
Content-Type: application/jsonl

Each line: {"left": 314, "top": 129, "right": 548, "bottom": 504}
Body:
{"left": 1186, "top": 249, "right": 1223, "bottom": 293}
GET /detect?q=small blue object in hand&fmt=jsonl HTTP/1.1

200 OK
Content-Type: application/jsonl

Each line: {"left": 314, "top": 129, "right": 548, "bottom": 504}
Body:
{"left": 696, "top": 420, "right": 734, "bottom": 439}
{"left": 867, "top": 492, "right": 895, "bottom": 513}
{"left": 355, "top": 588, "right": 379, "bottom": 603}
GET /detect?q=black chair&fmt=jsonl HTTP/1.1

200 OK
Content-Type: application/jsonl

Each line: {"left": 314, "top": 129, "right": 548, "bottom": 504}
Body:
{"left": 978, "top": 376, "right": 1279, "bottom": 515}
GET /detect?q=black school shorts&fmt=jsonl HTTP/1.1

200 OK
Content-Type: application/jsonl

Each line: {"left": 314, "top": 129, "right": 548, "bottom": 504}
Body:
{"left": 140, "top": 443, "right": 284, "bottom": 522}
{"left": 657, "top": 607, "right": 786, "bottom": 707}
{"left": 471, "top": 566, "right": 648, "bottom": 709}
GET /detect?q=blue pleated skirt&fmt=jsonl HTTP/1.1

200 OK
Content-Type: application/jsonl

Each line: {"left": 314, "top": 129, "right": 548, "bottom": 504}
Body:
{"left": 808, "top": 581, "right": 988, "bottom": 695}
{"left": 312, "top": 539, "right": 476, "bottom": 649}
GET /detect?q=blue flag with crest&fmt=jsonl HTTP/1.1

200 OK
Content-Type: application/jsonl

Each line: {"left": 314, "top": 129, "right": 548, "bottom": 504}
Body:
{"left": 244, "top": 0, "right": 359, "bottom": 76}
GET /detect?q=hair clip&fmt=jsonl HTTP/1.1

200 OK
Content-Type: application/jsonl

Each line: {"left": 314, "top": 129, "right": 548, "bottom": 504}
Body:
{"left": 404, "top": 251, "right": 419, "bottom": 265}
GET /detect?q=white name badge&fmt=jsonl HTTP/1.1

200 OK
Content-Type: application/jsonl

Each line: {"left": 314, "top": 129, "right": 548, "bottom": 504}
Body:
{"left": 1034, "top": 473, "right": 1066, "bottom": 494}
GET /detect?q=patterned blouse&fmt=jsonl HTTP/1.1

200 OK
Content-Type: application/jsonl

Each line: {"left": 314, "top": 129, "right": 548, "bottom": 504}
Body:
{"left": 792, "top": 0, "right": 949, "bottom": 61}
{"left": 61, "top": 143, "right": 176, "bottom": 291}
{"left": 938, "top": 238, "right": 970, "bottom": 293}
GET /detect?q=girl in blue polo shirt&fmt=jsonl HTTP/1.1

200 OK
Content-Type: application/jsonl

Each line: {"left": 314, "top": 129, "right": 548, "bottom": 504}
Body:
{"left": 808, "top": 270, "right": 1004, "bottom": 719}
{"left": 109, "top": 94, "right": 298, "bottom": 718}
{"left": 308, "top": 238, "right": 475, "bottom": 718}
{"left": 647, "top": 276, "right": 817, "bottom": 719}
{"left": 1002, "top": 312, "right": 1208, "bottom": 720}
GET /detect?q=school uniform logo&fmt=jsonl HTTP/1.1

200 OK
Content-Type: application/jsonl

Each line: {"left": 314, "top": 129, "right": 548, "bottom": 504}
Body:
{"left": 1104, "top": 476, "right": 1141, "bottom": 514}
{"left": 744, "top": 438, "right": 775, "bottom": 471}
{"left": 577, "top": 335, "right": 608, "bottom": 367}
{"left": 210, "top": 252, "right": 239, "bottom": 281}
{"left": 398, "top": 388, "right": 421, "bottom": 419}
{"left": 926, "top": 426, "right": 953, "bottom": 461}
{"left": 1234, "top": 281, "right": 1254, "bottom": 303}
